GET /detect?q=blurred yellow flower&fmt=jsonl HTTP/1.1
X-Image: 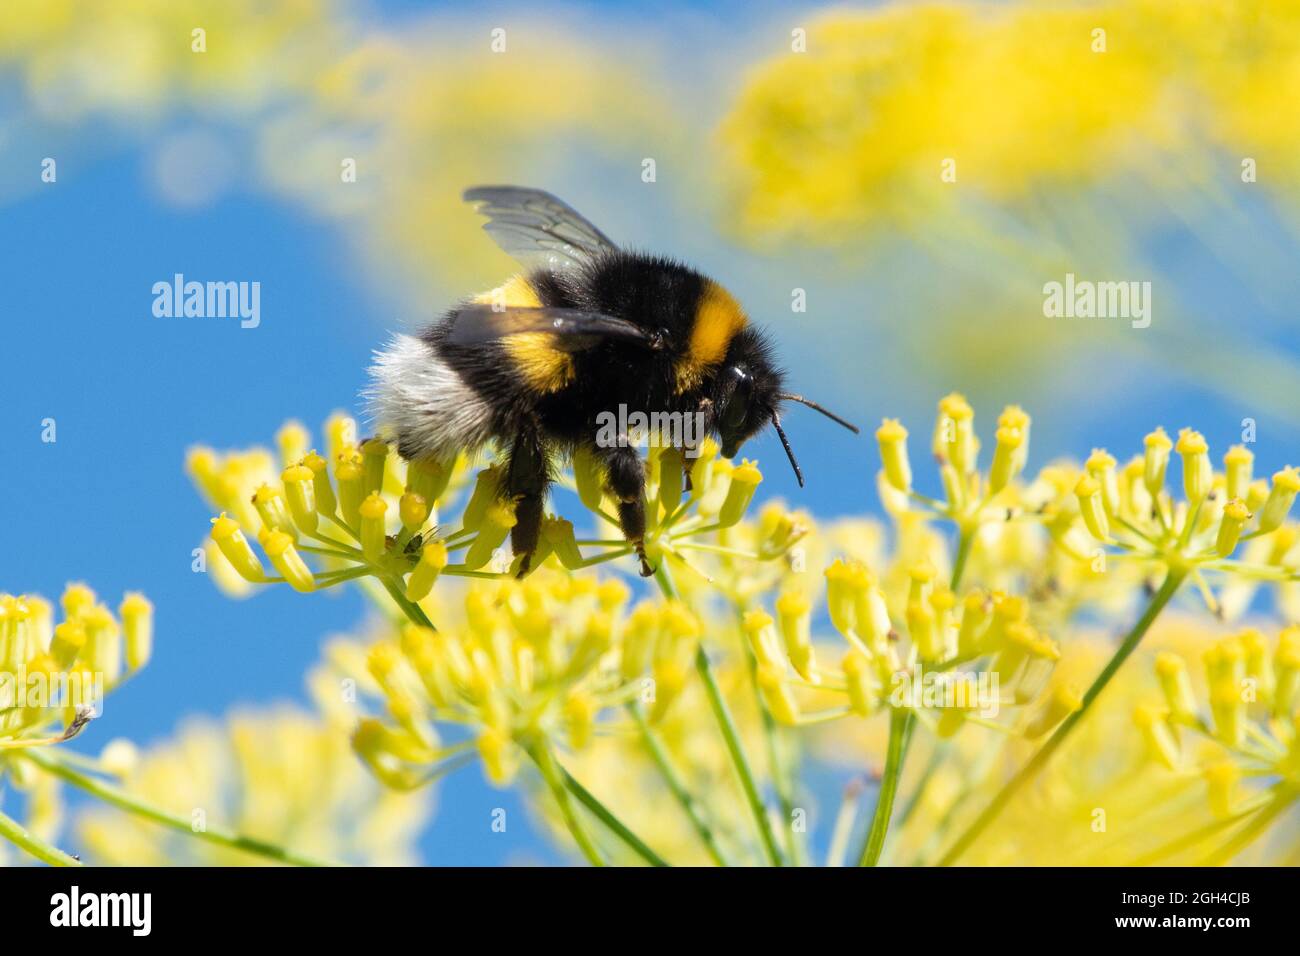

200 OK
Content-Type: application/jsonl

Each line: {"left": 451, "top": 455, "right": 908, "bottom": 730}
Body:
{"left": 719, "top": 1, "right": 1300, "bottom": 242}
{"left": 76, "top": 707, "right": 430, "bottom": 866}
{"left": 1, "top": 583, "right": 152, "bottom": 865}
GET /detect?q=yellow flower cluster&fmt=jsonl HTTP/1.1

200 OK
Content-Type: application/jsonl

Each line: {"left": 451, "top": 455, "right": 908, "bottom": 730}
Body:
{"left": 188, "top": 416, "right": 795, "bottom": 619}
{"left": 0, "top": 583, "right": 152, "bottom": 866}
{"left": 749, "top": 561, "right": 1070, "bottom": 737}
{"left": 176, "top": 399, "right": 1299, "bottom": 867}
{"left": 719, "top": 1, "right": 1300, "bottom": 242}
{"left": 862, "top": 395, "right": 1300, "bottom": 865}
{"left": 1138, "top": 628, "right": 1300, "bottom": 801}
{"left": 714, "top": 398, "right": 1083, "bottom": 773}
{"left": 840, "top": 620, "right": 1296, "bottom": 866}
{"left": 875, "top": 395, "right": 1300, "bottom": 620}
{"left": 1053, "top": 431, "right": 1296, "bottom": 617}
{"left": 336, "top": 576, "right": 709, "bottom": 787}
{"left": 1, "top": 584, "right": 152, "bottom": 752}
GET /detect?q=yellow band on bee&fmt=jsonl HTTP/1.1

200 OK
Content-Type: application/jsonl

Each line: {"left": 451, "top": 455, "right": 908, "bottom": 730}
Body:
{"left": 474, "top": 275, "right": 576, "bottom": 394}
{"left": 675, "top": 280, "right": 747, "bottom": 393}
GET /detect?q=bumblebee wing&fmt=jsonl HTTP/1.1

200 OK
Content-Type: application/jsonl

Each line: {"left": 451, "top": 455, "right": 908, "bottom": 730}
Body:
{"left": 463, "top": 185, "right": 617, "bottom": 272}
{"left": 446, "top": 304, "right": 666, "bottom": 352}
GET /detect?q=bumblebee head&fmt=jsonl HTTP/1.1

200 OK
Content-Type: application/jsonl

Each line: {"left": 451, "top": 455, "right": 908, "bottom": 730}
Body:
{"left": 712, "top": 333, "right": 860, "bottom": 487}
{"left": 716, "top": 363, "right": 776, "bottom": 460}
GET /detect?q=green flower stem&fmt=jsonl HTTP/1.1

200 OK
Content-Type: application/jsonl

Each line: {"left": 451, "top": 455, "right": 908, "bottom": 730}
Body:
{"left": 298, "top": 544, "right": 367, "bottom": 562}
{"left": 855, "top": 522, "right": 975, "bottom": 868}
{"left": 526, "top": 742, "right": 605, "bottom": 867}
{"left": 895, "top": 739, "right": 948, "bottom": 832}
{"left": 937, "top": 568, "right": 1187, "bottom": 866}
{"left": 558, "top": 763, "right": 670, "bottom": 867}
{"left": 694, "top": 645, "right": 784, "bottom": 866}
{"left": 0, "top": 805, "right": 82, "bottom": 866}
{"left": 737, "top": 624, "right": 804, "bottom": 865}
{"left": 314, "top": 566, "right": 375, "bottom": 587}
{"left": 653, "top": 563, "right": 783, "bottom": 865}
{"left": 950, "top": 524, "right": 976, "bottom": 592}
{"left": 25, "top": 749, "right": 335, "bottom": 867}
{"left": 857, "top": 705, "right": 913, "bottom": 866}
{"left": 380, "top": 575, "right": 436, "bottom": 630}
{"left": 627, "top": 701, "right": 729, "bottom": 866}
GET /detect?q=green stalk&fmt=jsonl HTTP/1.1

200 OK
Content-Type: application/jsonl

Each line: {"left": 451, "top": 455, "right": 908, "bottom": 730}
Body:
{"left": 558, "top": 765, "right": 670, "bottom": 867}
{"left": 950, "top": 524, "right": 976, "bottom": 592}
{"left": 937, "top": 569, "right": 1186, "bottom": 865}
{"left": 0, "top": 805, "right": 82, "bottom": 866}
{"left": 653, "top": 563, "right": 782, "bottom": 865}
{"left": 25, "top": 749, "right": 335, "bottom": 866}
{"left": 527, "top": 742, "right": 605, "bottom": 866}
{"left": 855, "top": 523, "right": 974, "bottom": 867}
{"left": 857, "top": 706, "right": 913, "bottom": 866}
{"left": 694, "top": 645, "right": 784, "bottom": 866}
{"left": 736, "top": 611, "right": 805, "bottom": 865}
{"left": 380, "top": 575, "right": 436, "bottom": 629}
{"left": 894, "top": 739, "right": 948, "bottom": 832}
{"left": 628, "top": 701, "right": 729, "bottom": 865}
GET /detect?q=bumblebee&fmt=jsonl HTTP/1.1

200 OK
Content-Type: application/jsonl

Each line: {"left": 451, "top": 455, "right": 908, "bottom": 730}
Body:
{"left": 369, "top": 186, "right": 858, "bottom": 576}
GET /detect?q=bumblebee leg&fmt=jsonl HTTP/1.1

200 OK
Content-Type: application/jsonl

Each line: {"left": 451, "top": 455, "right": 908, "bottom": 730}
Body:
{"left": 512, "top": 496, "right": 544, "bottom": 578}
{"left": 679, "top": 407, "right": 707, "bottom": 494}
{"left": 598, "top": 444, "right": 653, "bottom": 576}
{"left": 506, "top": 427, "right": 549, "bottom": 578}
{"left": 678, "top": 443, "right": 697, "bottom": 494}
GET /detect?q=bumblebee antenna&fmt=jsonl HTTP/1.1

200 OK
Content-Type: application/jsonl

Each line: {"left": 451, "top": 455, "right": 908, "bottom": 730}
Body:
{"left": 771, "top": 411, "right": 804, "bottom": 487}
{"left": 778, "top": 393, "right": 860, "bottom": 434}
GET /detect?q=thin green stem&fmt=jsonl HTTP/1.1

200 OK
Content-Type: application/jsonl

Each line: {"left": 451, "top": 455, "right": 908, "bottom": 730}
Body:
{"left": 826, "top": 779, "right": 864, "bottom": 867}
{"left": 937, "top": 569, "right": 1187, "bottom": 865}
{"left": 694, "top": 645, "right": 784, "bottom": 866}
{"left": 557, "top": 764, "right": 669, "bottom": 866}
{"left": 527, "top": 742, "right": 604, "bottom": 866}
{"left": 297, "top": 544, "right": 366, "bottom": 562}
{"left": 627, "top": 701, "right": 729, "bottom": 866}
{"left": 379, "top": 575, "right": 436, "bottom": 629}
{"left": 854, "top": 522, "right": 973, "bottom": 869}
{"left": 320, "top": 510, "right": 361, "bottom": 542}
{"left": 314, "top": 566, "right": 374, "bottom": 587}
{"left": 655, "top": 562, "right": 782, "bottom": 864}
{"left": 652, "top": 563, "right": 679, "bottom": 600}
{"left": 674, "top": 542, "right": 762, "bottom": 560}
{"left": 895, "top": 740, "right": 948, "bottom": 832}
{"left": 740, "top": 632, "right": 804, "bottom": 864}
{"left": 25, "top": 750, "right": 335, "bottom": 866}
{"left": 857, "top": 706, "right": 913, "bottom": 866}
{"left": 0, "top": 805, "right": 82, "bottom": 866}
{"left": 950, "top": 525, "right": 976, "bottom": 592}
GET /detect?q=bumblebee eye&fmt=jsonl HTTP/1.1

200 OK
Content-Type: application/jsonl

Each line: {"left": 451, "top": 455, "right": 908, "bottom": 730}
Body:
{"left": 721, "top": 366, "right": 751, "bottom": 431}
